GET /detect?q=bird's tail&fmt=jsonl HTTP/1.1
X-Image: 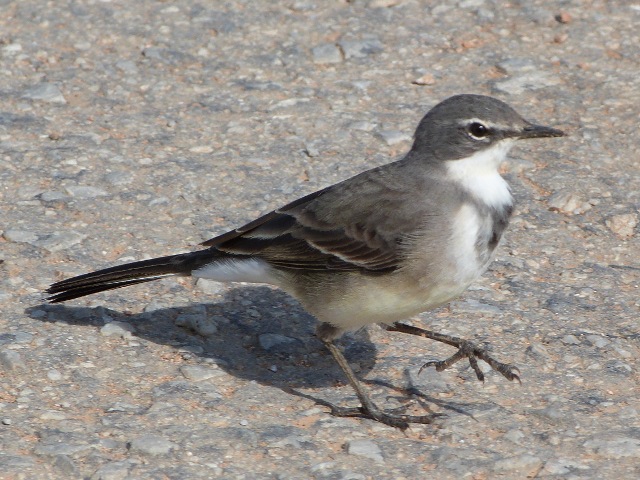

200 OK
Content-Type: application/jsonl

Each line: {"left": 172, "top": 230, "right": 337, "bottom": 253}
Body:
{"left": 47, "top": 251, "right": 214, "bottom": 303}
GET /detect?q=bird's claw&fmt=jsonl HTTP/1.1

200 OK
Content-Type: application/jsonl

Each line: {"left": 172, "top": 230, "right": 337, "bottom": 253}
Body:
{"left": 419, "top": 339, "right": 521, "bottom": 383}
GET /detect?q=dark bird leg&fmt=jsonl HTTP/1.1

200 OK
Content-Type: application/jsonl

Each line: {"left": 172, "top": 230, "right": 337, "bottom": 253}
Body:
{"left": 386, "top": 323, "right": 521, "bottom": 383}
{"left": 317, "top": 323, "right": 434, "bottom": 429}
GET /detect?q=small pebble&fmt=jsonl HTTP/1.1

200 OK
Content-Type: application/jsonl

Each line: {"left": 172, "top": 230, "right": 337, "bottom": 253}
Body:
{"left": 39, "top": 191, "right": 68, "bottom": 202}
{"left": 3, "top": 230, "right": 39, "bottom": 244}
{"left": 493, "top": 71, "right": 561, "bottom": 95}
{"left": 496, "top": 58, "right": 536, "bottom": 75}
{"left": 542, "top": 458, "right": 590, "bottom": 475}
{"left": 65, "top": 185, "right": 108, "bottom": 198}
{"left": 196, "top": 278, "right": 226, "bottom": 295}
{"left": 21, "top": 83, "right": 67, "bottom": 104}
{"left": 349, "top": 121, "right": 377, "bottom": 132}
{"left": 304, "top": 143, "right": 320, "bottom": 157}
{"left": 189, "top": 145, "right": 214, "bottom": 154}
{"left": 583, "top": 436, "right": 640, "bottom": 458}
{"left": 129, "top": 435, "right": 178, "bottom": 456}
{"left": 269, "top": 98, "right": 310, "bottom": 110}
{"left": 312, "top": 44, "right": 342, "bottom": 64}
{"left": 115, "top": 59, "right": 138, "bottom": 74}
{"left": 547, "top": 191, "right": 592, "bottom": 214}
{"left": 532, "top": 405, "right": 566, "bottom": 424}
{"left": 412, "top": 73, "right": 436, "bottom": 85}
{"left": 34, "top": 231, "right": 87, "bottom": 252}
{"left": 53, "top": 455, "right": 79, "bottom": 477}
{"left": 91, "top": 460, "right": 135, "bottom": 480}
{"left": 526, "top": 341, "right": 552, "bottom": 361}
{"left": 0, "top": 350, "right": 26, "bottom": 371}
{"left": 47, "top": 369, "right": 63, "bottom": 381}
{"left": 2, "top": 43, "right": 22, "bottom": 55}
{"left": 143, "top": 300, "right": 167, "bottom": 313}
{"left": 450, "top": 298, "right": 502, "bottom": 315}
{"left": 368, "top": 0, "right": 403, "bottom": 7}
{"left": 375, "top": 130, "right": 411, "bottom": 146}
{"left": 605, "top": 213, "right": 637, "bottom": 238}
{"left": 103, "top": 172, "right": 133, "bottom": 186}
{"left": 503, "top": 428, "right": 525, "bottom": 444}
{"left": 100, "top": 321, "right": 136, "bottom": 339}
{"left": 338, "top": 38, "right": 383, "bottom": 59}
{"left": 612, "top": 344, "right": 632, "bottom": 359}
{"left": 175, "top": 313, "right": 219, "bottom": 337}
{"left": 607, "top": 360, "right": 632, "bottom": 375}
{"left": 178, "top": 345, "right": 205, "bottom": 355}
{"left": 585, "top": 334, "right": 610, "bottom": 348}
{"left": 180, "top": 365, "right": 223, "bottom": 382}
{"left": 556, "top": 12, "right": 572, "bottom": 23}
{"left": 492, "top": 454, "right": 543, "bottom": 475}
{"left": 39, "top": 411, "right": 68, "bottom": 421}
{"left": 561, "top": 334, "right": 581, "bottom": 345}
{"left": 258, "top": 333, "right": 301, "bottom": 352}
{"left": 345, "top": 439, "right": 384, "bottom": 463}
{"left": 459, "top": 0, "right": 485, "bottom": 8}
{"left": 34, "top": 442, "right": 92, "bottom": 456}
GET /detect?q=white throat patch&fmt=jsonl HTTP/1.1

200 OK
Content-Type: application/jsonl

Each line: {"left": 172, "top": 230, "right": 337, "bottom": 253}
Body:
{"left": 445, "top": 140, "right": 514, "bottom": 209}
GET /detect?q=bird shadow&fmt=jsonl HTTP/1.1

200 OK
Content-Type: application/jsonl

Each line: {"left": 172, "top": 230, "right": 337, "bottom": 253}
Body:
{"left": 27, "top": 286, "right": 377, "bottom": 389}
{"left": 26, "top": 285, "right": 480, "bottom": 418}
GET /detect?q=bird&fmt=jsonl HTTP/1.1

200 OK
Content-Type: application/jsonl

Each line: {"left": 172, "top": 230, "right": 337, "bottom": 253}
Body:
{"left": 47, "top": 94, "right": 564, "bottom": 429}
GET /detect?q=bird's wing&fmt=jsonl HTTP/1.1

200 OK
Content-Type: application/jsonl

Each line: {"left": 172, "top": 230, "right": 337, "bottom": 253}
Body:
{"left": 201, "top": 165, "right": 420, "bottom": 272}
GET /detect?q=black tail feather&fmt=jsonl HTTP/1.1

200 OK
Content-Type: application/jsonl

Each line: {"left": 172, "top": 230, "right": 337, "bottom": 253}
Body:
{"left": 47, "top": 251, "right": 215, "bottom": 303}
{"left": 47, "top": 277, "right": 162, "bottom": 303}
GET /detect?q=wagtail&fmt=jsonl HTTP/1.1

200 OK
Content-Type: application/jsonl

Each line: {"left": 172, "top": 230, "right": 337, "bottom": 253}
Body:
{"left": 47, "top": 94, "right": 564, "bottom": 429}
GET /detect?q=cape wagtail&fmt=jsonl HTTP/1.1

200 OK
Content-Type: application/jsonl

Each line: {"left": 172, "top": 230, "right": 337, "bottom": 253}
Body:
{"left": 47, "top": 94, "right": 564, "bottom": 429}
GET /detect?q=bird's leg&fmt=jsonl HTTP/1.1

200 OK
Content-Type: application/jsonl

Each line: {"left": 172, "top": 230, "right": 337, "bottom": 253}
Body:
{"left": 386, "top": 323, "right": 520, "bottom": 383}
{"left": 322, "top": 339, "right": 435, "bottom": 429}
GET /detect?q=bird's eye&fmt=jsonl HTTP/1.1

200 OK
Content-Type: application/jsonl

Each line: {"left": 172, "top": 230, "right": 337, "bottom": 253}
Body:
{"left": 468, "top": 122, "right": 489, "bottom": 139}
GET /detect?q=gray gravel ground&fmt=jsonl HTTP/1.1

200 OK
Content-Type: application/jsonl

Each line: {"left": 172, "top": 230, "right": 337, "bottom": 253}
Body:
{"left": 1, "top": 1, "right": 639, "bottom": 478}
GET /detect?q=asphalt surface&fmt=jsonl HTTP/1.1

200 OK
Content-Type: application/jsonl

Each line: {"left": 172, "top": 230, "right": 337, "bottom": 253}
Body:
{"left": 1, "top": 1, "right": 639, "bottom": 479}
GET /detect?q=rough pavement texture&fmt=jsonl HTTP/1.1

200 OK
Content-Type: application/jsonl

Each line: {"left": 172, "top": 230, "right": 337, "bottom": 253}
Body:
{"left": 1, "top": 1, "right": 639, "bottom": 479}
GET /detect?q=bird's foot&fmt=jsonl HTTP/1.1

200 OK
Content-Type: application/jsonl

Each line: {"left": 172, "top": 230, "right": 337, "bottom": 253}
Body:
{"left": 419, "top": 338, "right": 520, "bottom": 383}
{"left": 387, "top": 323, "right": 521, "bottom": 383}
{"left": 328, "top": 403, "right": 436, "bottom": 430}
{"left": 321, "top": 335, "right": 440, "bottom": 429}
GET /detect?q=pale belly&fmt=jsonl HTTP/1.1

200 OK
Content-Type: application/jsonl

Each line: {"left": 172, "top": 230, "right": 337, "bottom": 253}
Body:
{"left": 298, "top": 203, "right": 499, "bottom": 331}
{"left": 296, "top": 269, "right": 483, "bottom": 332}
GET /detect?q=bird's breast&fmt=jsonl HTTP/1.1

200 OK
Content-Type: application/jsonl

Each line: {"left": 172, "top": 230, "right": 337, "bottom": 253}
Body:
{"left": 447, "top": 202, "right": 502, "bottom": 283}
{"left": 407, "top": 200, "right": 510, "bottom": 299}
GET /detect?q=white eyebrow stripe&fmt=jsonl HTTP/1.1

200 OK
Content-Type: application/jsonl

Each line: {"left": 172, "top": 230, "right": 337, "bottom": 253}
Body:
{"left": 459, "top": 118, "right": 513, "bottom": 131}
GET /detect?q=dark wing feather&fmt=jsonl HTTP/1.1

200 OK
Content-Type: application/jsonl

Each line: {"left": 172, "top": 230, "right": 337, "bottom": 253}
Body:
{"left": 200, "top": 166, "right": 416, "bottom": 273}
{"left": 201, "top": 188, "right": 328, "bottom": 247}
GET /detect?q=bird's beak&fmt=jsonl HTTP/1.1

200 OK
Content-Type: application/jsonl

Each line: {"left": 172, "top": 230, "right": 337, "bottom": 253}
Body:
{"left": 519, "top": 123, "right": 565, "bottom": 139}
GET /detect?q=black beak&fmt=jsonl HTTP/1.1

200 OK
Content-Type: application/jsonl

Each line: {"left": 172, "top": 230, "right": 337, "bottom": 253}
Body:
{"left": 519, "top": 123, "right": 565, "bottom": 139}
